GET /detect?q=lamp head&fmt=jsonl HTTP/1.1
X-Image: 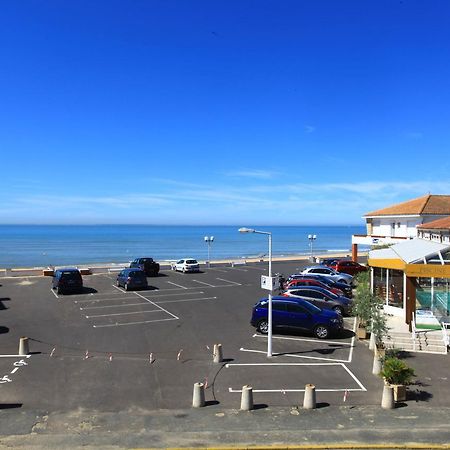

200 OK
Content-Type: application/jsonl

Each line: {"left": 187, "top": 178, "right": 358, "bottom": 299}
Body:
{"left": 239, "top": 227, "right": 255, "bottom": 233}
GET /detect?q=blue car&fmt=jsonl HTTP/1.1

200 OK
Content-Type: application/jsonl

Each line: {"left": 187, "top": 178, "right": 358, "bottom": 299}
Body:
{"left": 116, "top": 268, "right": 148, "bottom": 291}
{"left": 251, "top": 296, "right": 343, "bottom": 339}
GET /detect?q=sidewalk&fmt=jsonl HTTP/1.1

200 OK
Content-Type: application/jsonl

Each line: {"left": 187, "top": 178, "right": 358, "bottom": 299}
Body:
{"left": 0, "top": 404, "right": 449, "bottom": 449}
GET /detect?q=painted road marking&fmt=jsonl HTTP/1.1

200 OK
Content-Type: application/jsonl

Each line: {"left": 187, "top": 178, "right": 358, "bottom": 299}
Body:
{"left": 239, "top": 347, "right": 350, "bottom": 363}
{"left": 226, "top": 362, "right": 367, "bottom": 393}
{"left": 133, "top": 291, "right": 179, "bottom": 320}
{"left": 215, "top": 277, "right": 242, "bottom": 286}
{"left": 166, "top": 281, "right": 188, "bottom": 289}
{"left": 75, "top": 296, "right": 133, "bottom": 304}
{"left": 10, "top": 368, "right": 18, "bottom": 374}
{"left": 192, "top": 280, "right": 216, "bottom": 287}
{"left": 86, "top": 309, "right": 163, "bottom": 319}
{"left": 0, "top": 355, "right": 31, "bottom": 358}
{"left": 50, "top": 289, "right": 59, "bottom": 299}
{"left": 155, "top": 296, "right": 217, "bottom": 305}
{"left": 80, "top": 302, "right": 149, "bottom": 310}
{"left": 93, "top": 317, "right": 178, "bottom": 328}
{"left": 113, "top": 285, "right": 126, "bottom": 293}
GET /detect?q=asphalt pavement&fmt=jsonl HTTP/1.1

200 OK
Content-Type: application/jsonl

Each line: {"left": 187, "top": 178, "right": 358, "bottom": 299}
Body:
{"left": 0, "top": 260, "right": 448, "bottom": 449}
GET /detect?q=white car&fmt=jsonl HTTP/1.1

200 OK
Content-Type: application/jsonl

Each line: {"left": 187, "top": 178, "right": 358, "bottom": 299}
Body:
{"left": 171, "top": 258, "right": 200, "bottom": 273}
{"left": 300, "top": 266, "right": 353, "bottom": 285}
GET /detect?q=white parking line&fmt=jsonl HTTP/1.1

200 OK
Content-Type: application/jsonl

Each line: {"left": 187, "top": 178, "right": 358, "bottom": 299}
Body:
{"left": 239, "top": 347, "right": 350, "bottom": 363}
{"left": 192, "top": 280, "right": 216, "bottom": 287}
{"left": 86, "top": 309, "right": 162, "bottom": 319}
{"left": 133, "top": 291, "right": 179, "bottom": 320}
{"left": 252, "top": 334, "right": 352, "bottom": 346}
{"left": 167, "top": 281, "right": 188, "bottom": 289}
{"left": 215, "top": 277, "right": 242, "bottom": 286}
{"left": 75, "top": 296, "right": 132, "bottom": 304}
{"left": 226, "top": 362, "right": 367, "bottom": 393}
{"left": 113, "top": 285, "right": 126, "bottom": 293}
{"left": 80, "top": 302, "right": 148, "bottom": 310}
{"left": 0, "top": 355, "right": 31, "bottom": 358}
{"left": 50, "top": 289, "right": 59, "bottom": 299}
{"left": 155, "top": 296, "right": 217, "bottom": 305}
{"left": 93, "top": 317, "right": 178, "bottom": 328}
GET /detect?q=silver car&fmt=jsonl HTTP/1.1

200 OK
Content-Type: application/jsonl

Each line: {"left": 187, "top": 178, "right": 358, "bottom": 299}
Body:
{"left": 300, "top": 265, "right": 353, "bottom": 285}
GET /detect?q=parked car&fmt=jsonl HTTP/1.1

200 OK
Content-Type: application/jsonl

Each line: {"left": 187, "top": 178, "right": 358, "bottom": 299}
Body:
{"left": 284, "top": 277, "right": 345, "bottom": 297}
{"left": 283, "top": 286, "right": 353, "bottom": 316}
{"left": 52, "top": 268, "right": 83, "bottom": 294}
{"left": 300, "top": 266, "right": 353, "bottom": 285}
{"left": 328, "top": 259, "right": 368, "bottom": 276}
{"left": 171, "top": 258, "right": 200, "bottom": 273}
{"left": 320, "top": 258, "right": 340, "bottom": 267}
{"left": 116, "top": 268, "right": 148, "bottom": 291}
{"left": 250, "top": 296, "right": 343, "bottom": 339}
{"left": 130, "top": 257, "right": 160, "bottom": 276}
{"left": 286, "top": 274, "right": 353, "bottom": 298}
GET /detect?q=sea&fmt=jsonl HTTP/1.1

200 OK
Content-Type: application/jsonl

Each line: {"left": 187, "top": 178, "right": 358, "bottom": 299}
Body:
{"left": 0, "top": 225, "right": 368, "bottom": 268}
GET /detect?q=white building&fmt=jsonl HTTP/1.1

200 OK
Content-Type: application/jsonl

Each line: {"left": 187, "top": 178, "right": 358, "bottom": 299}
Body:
{"left": 351, "top": 194, "right": 450, "bottom": 260}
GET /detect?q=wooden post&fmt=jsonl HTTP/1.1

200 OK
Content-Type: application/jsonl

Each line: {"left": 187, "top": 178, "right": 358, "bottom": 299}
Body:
{"left": 352, "top": 243, "right": 358, "bottom": 262}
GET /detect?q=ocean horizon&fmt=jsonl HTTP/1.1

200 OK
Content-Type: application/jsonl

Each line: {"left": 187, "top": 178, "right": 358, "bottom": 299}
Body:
{"left": 0, "top": 224, "right": 367, "bottom": 268}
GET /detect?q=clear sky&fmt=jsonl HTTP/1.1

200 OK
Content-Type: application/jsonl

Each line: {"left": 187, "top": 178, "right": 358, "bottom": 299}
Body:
{"left": 1, "top": 0, "right": 450, "bottom": 225}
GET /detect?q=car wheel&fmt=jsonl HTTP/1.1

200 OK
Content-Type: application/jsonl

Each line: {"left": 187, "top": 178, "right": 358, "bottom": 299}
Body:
{"left": 257, "top": 319, "right": 269, "bottom": 334}
{"left": 124, "top": 283, "right": 129, "bottom": 291}
{"left": 338, "top": 279, "right": 348, "bottom": 284}
{"left": 57, "top": 287, "right": 62, "bottom": 295}
{"left": 116, "top": 280, "right": 120, "bottom": 287}
{"left": 332, "top": 306, "right": 344, "bottom": 315}
{"left": 313, "top": 325, "right": 330, "bottom": 339}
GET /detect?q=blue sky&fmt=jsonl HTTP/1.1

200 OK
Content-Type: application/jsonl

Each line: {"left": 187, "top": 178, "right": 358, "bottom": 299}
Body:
{"left": 1, "top": 0, "right": 450, "bottom": 225}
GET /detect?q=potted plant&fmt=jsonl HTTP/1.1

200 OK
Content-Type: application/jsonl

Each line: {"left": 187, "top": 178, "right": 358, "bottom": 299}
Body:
{"left": 380, "top": 356, "right": 415, "bottom": 402}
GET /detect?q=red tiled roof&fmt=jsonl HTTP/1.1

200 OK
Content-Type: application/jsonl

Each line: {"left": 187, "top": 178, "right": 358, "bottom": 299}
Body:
{"left": 417, "top": 216, "right": 450, "bottom": 230}
{"left": 365, "top": 195, "right": 450, "bottom": 217}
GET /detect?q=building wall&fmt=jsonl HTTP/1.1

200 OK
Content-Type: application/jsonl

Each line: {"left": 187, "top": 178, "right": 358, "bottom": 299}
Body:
{"left": 370, "top": 215, "right": 448, "bottom": 238}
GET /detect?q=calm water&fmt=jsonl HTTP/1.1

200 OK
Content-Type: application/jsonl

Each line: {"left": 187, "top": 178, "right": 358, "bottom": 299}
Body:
{"left": 0, "top": 225, "right": 367, "bottom": 268}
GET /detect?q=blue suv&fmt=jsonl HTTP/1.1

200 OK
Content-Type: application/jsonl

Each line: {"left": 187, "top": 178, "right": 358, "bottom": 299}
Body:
{"left": 251, "top": 296, "right": 343, "bottom": 339}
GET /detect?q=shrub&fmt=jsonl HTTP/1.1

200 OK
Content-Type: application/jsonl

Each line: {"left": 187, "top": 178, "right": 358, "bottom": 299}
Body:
{"left": 380, "top": 357, "right": 415, "bottom": 386}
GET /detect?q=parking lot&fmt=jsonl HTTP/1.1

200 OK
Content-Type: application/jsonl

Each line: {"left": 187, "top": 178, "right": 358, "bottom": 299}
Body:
{"left": 0, "top": 260, "right": 447, "bottom": 415}
{"left": 0, "top": 260, "right": 380, "bottom": 413}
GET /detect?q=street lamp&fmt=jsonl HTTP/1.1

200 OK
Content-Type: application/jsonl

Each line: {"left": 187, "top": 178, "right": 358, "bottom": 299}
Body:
{"left": 239, "top": 227, "right": 273, "bottom": 358}
{"left": 308, "top": 234, "right": 317, "bottom": 260}
{"left": 204, "top": 236, "right": 214, "bottom": 267}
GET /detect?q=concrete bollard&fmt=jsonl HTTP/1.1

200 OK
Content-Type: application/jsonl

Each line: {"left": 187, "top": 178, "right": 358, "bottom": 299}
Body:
{"left": 303, "top": 384, "right": 317, "bottom": 409}
{"left": 240, "top": 385, "right": 254, "bottom": 411}
{"left": 381, "top": 385, "right": 395, "bottom": 409}
{"left": 372, "top": 354, "right": 382, "bottom": 375}
{"left": 369, "top": 332, "right": 376, "bottom": 351}
{"left": 192, "top": 382, "right": 205, "bottom": 408}
{"left": 213, "top": 344, "right": 223, "bottom": 363}
{"left": 18, "top": 337, "right": 29, "bottom": 356}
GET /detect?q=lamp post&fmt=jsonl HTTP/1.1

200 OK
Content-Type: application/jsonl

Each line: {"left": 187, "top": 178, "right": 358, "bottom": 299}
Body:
{"left": 204, "top": 236, "right": 214, "bottom": 267}
{"left": 308, "top": 234, "right": 317, "bottom": 260}
{"left": 239, "top": 227, "right": 273, "bottom": 358}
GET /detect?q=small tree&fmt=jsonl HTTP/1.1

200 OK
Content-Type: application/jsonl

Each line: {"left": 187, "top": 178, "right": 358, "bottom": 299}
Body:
{"left": 351, "top": 273, "right": 373, "bottom": 327}
{"left": 368, "top": 297, "right": 389, "bottom": 348}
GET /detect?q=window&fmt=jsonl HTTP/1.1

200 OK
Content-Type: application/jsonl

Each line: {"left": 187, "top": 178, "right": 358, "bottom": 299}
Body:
{"left": 287, "top": 303, "right": 307, "bottom": 314}
{"left": 272, "top": 302, "right": 287, "bottom": 312}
